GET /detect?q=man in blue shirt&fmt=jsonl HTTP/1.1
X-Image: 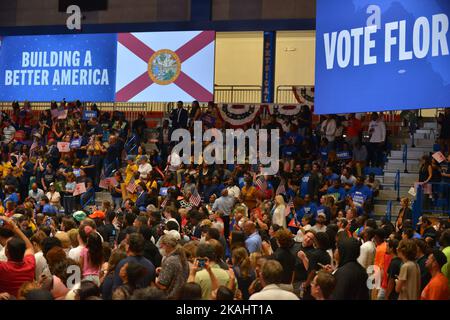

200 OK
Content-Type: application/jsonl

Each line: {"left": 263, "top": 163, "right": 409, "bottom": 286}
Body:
{"left": 39, "top": 196, "right": 57, "bottom": 216}
{"left": 243, "top": 221, "right": 262, "bottom": 254}
{"left": 327, "top": 179, "right": 347, "bottom": 203}
{"left": 296, "top": 194, "right": 318, "bottom": 222}
{"left": 349, "top": 176, "right": 373, "bottom": 207}
{"left": 300, "top": 164, "right": 311, "bottom": 198}
{"left": 323, "top": 166, "right": 340, "bottom": 183}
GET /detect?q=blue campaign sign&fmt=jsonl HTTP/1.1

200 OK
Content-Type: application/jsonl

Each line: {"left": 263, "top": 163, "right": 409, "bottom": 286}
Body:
{"left": 315, "top": 0, "right": 450, "bottom": 114}
{"left": 0, "top": 34, "right": 117, "bottom": 102}
{"left": 82, "top": 110, "right": 98, "bottom": 121}
{"left": 70, "top": 138, "right": 82, "bottom": 149}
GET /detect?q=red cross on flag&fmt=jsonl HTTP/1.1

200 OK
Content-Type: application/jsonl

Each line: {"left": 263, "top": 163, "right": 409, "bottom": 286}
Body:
{"left": 115, "top": 31, "right": 215, "bottom": 102}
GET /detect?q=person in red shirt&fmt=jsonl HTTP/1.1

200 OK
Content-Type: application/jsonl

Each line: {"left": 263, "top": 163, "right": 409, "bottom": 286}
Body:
{"left": 345, "top": 114, "right": 362, "bottom": 147}
{"left": 421, "top": 249, "right": 449, "bottom": 300}
{"left": 0, "top": 216, "right": 35, "bottom": 298}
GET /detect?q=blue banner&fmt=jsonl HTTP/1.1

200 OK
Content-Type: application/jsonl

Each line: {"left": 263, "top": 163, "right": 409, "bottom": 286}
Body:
{"left": 0, "top": 34, "right": 117, "bottom": 101}
{"left": 262, "top": 31, "right": 276, "bottom": 103}
{"left": 315, "top": 0, "right": 450, "bottom": 114}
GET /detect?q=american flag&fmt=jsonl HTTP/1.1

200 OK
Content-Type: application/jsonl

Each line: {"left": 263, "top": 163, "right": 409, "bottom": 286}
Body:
{"left": 189, "top": 190, "right": 202, "bottom": 207}
{"left": 284, "top": 198, "right": 294, "bottom": 217}
{"left": 276, "top": 181, "right": 286, "bottom": 195}
{"left": 255, "top": 175, "right": 267, "bottom": 191}
{"left": 161, "top": 198, "right": 168, "bottom": 208}
{"left": 127, "top": 178, "right": 137, "bottom": 193}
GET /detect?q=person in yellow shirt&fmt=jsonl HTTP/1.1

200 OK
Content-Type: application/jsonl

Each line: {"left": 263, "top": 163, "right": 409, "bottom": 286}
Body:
{"left": 125, "top": 155, "right": 138, "bottom": 184}
{"left": 1, "top": 161, "right": 12, "bottom": 177}
{"left": 241, "top": 176, "right": 258, "bottom": 210}
{"left": 146, "top": 171, "right": 158, "bottom": 192}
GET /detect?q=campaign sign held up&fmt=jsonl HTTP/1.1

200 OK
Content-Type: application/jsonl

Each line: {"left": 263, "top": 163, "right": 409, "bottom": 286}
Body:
{"left": 315, "top": 0, "right": 450, "bottom": 114}
{"left": 82, "top": 110, "right": 97, "bottom": 121}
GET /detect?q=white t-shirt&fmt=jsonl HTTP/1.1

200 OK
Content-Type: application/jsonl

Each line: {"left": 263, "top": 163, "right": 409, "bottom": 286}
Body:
{"left": 35, "top": 251, "right": 50, "bottom": 280}
{"left": 68, "top": 245, "right": 85, "bottom": 263}
{"left": 357, "top": 240, "right": 376, "bottom": 269}
{"left": 368, "top": 120, "right": 386, "bottom": 143}
{"left": 249, "top": 284, "right": 299, "bottom": 300}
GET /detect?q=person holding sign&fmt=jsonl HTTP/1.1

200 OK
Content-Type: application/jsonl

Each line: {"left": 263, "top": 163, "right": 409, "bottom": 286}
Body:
{"left": 62, "top": 173, "right": 77, "bottom": 215}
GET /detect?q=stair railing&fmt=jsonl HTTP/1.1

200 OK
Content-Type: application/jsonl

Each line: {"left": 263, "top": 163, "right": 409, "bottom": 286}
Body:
{"left": 386, "top": 200, "right": 392, "bottom": 222}
{"left": 402, "top": 144, "right": 408, "bottom": 173}
{"left": 395, "top": 169, "right": 401, "bottom": 202}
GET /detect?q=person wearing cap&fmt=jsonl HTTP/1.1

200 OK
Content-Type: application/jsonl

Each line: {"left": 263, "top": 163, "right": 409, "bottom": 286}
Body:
{"left": 125, "top": 155, "right": 138, "bottom": 185}
{"left": 311, "top": 212, "right": 327, "bottom": 233}
{"left": 155, "top": 231, "right": 189, "bottom": 299}
{"left": 89, "top": 210, "right": 106, "bottom": 221}
{"left": 138, "top": 155, "right": 152, "bottom": 180}
{"left": 72, "top": 211, "right": 87, "bottom": 224}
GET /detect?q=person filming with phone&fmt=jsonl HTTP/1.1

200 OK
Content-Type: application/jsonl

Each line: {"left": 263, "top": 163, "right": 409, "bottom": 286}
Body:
{"left": 188, "top": 243, "right": 232, "bottom": 300}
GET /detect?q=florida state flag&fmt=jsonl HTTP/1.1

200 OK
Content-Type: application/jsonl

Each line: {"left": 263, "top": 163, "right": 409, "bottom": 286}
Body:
{"left": 115, "top": 31, "right": 215, "bottom": 102}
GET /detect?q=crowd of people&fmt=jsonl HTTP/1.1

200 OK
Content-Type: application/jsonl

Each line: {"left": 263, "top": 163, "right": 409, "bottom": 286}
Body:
{"left": 0, "top": 100, "right": 448, "bottom": 300}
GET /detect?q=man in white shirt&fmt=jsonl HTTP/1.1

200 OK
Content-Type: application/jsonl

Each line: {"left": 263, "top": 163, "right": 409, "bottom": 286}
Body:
{"left": 249, "top": 260, "right": 299, "bottom": 300}
{"left": 311, "top": 213, "right": 327, "bottom": 233}
{"left": 225, "top": 177, "right": 240, "bottom": 199}
{"left": 2, "top": 119, "right": 16, "bottom": 145}
{"left": 357, "top": 227, "right": 376, "bottom": 269}
{"left": 368, "top": 112, "right": 386, "bottom": 168}
{"left": 28, "top": 183, "right": 45, "bottom": 202}
{"left": 320, "top": 115, "right": 337, "bottom": 146}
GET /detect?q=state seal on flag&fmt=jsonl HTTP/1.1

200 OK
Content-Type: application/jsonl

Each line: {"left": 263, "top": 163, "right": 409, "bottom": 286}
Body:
{"left": 148, "top": 49, "right": 181, "bottom": 85}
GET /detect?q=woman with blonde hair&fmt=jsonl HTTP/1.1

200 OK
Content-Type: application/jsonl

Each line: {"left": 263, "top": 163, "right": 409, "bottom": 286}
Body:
{"left": 271, "top": 195, "right": 286, "bottom": 228}
{"left": 395, "top": 197, "right": 412, "bottom": 232}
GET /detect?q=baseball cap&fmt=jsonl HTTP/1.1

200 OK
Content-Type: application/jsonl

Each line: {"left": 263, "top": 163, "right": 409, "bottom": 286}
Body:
{"left": 126, "top": 155, "right": 135, "bottom": 161}
{"left": 73, "top": 211, "right": 87, "bottom": 222}
{"left": 89, "top": 210, "right": 105, "bottom": 220}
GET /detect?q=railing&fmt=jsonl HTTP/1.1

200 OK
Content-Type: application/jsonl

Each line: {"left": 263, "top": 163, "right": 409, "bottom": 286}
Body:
{"left": 403, "top": 144, "right": 409, "bottom": 173}
{"left": 275, "top": 85, "right": 307, "bottom": 104}
{"left": 413, "top": 182, "right": 450, "bottom": 225}
{"left": 386, "top": 200, "right": 393, "bottom": 222}
{"left": 214, "top": 85, "right": 262, "bottom": 104}
{"left": 394, "top": 169, "right": 401, "bottom": 202}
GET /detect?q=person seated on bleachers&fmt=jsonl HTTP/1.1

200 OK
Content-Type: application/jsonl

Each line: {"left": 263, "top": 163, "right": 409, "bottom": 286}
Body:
{"left": 326, "top": 179, "right": 347, "bottom": 206}
{"left": 340, "top": 167, "right": 356, "bottom": 192}
{"left": 348, "top": 176, "right": 373, "bottom": 209}
{"left": 365, "top": 173, "right": 380, "bottom": 197}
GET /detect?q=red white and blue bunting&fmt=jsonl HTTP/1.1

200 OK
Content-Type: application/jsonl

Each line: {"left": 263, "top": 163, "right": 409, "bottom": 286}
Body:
{"left": 215, "top": 103, "right": 312, "bottom": 128}
{"left": 292, "top": 86, "right": 315, "bottom": 110}
{"left": 216, "top": 104, "right": 263, "bottom": 128}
